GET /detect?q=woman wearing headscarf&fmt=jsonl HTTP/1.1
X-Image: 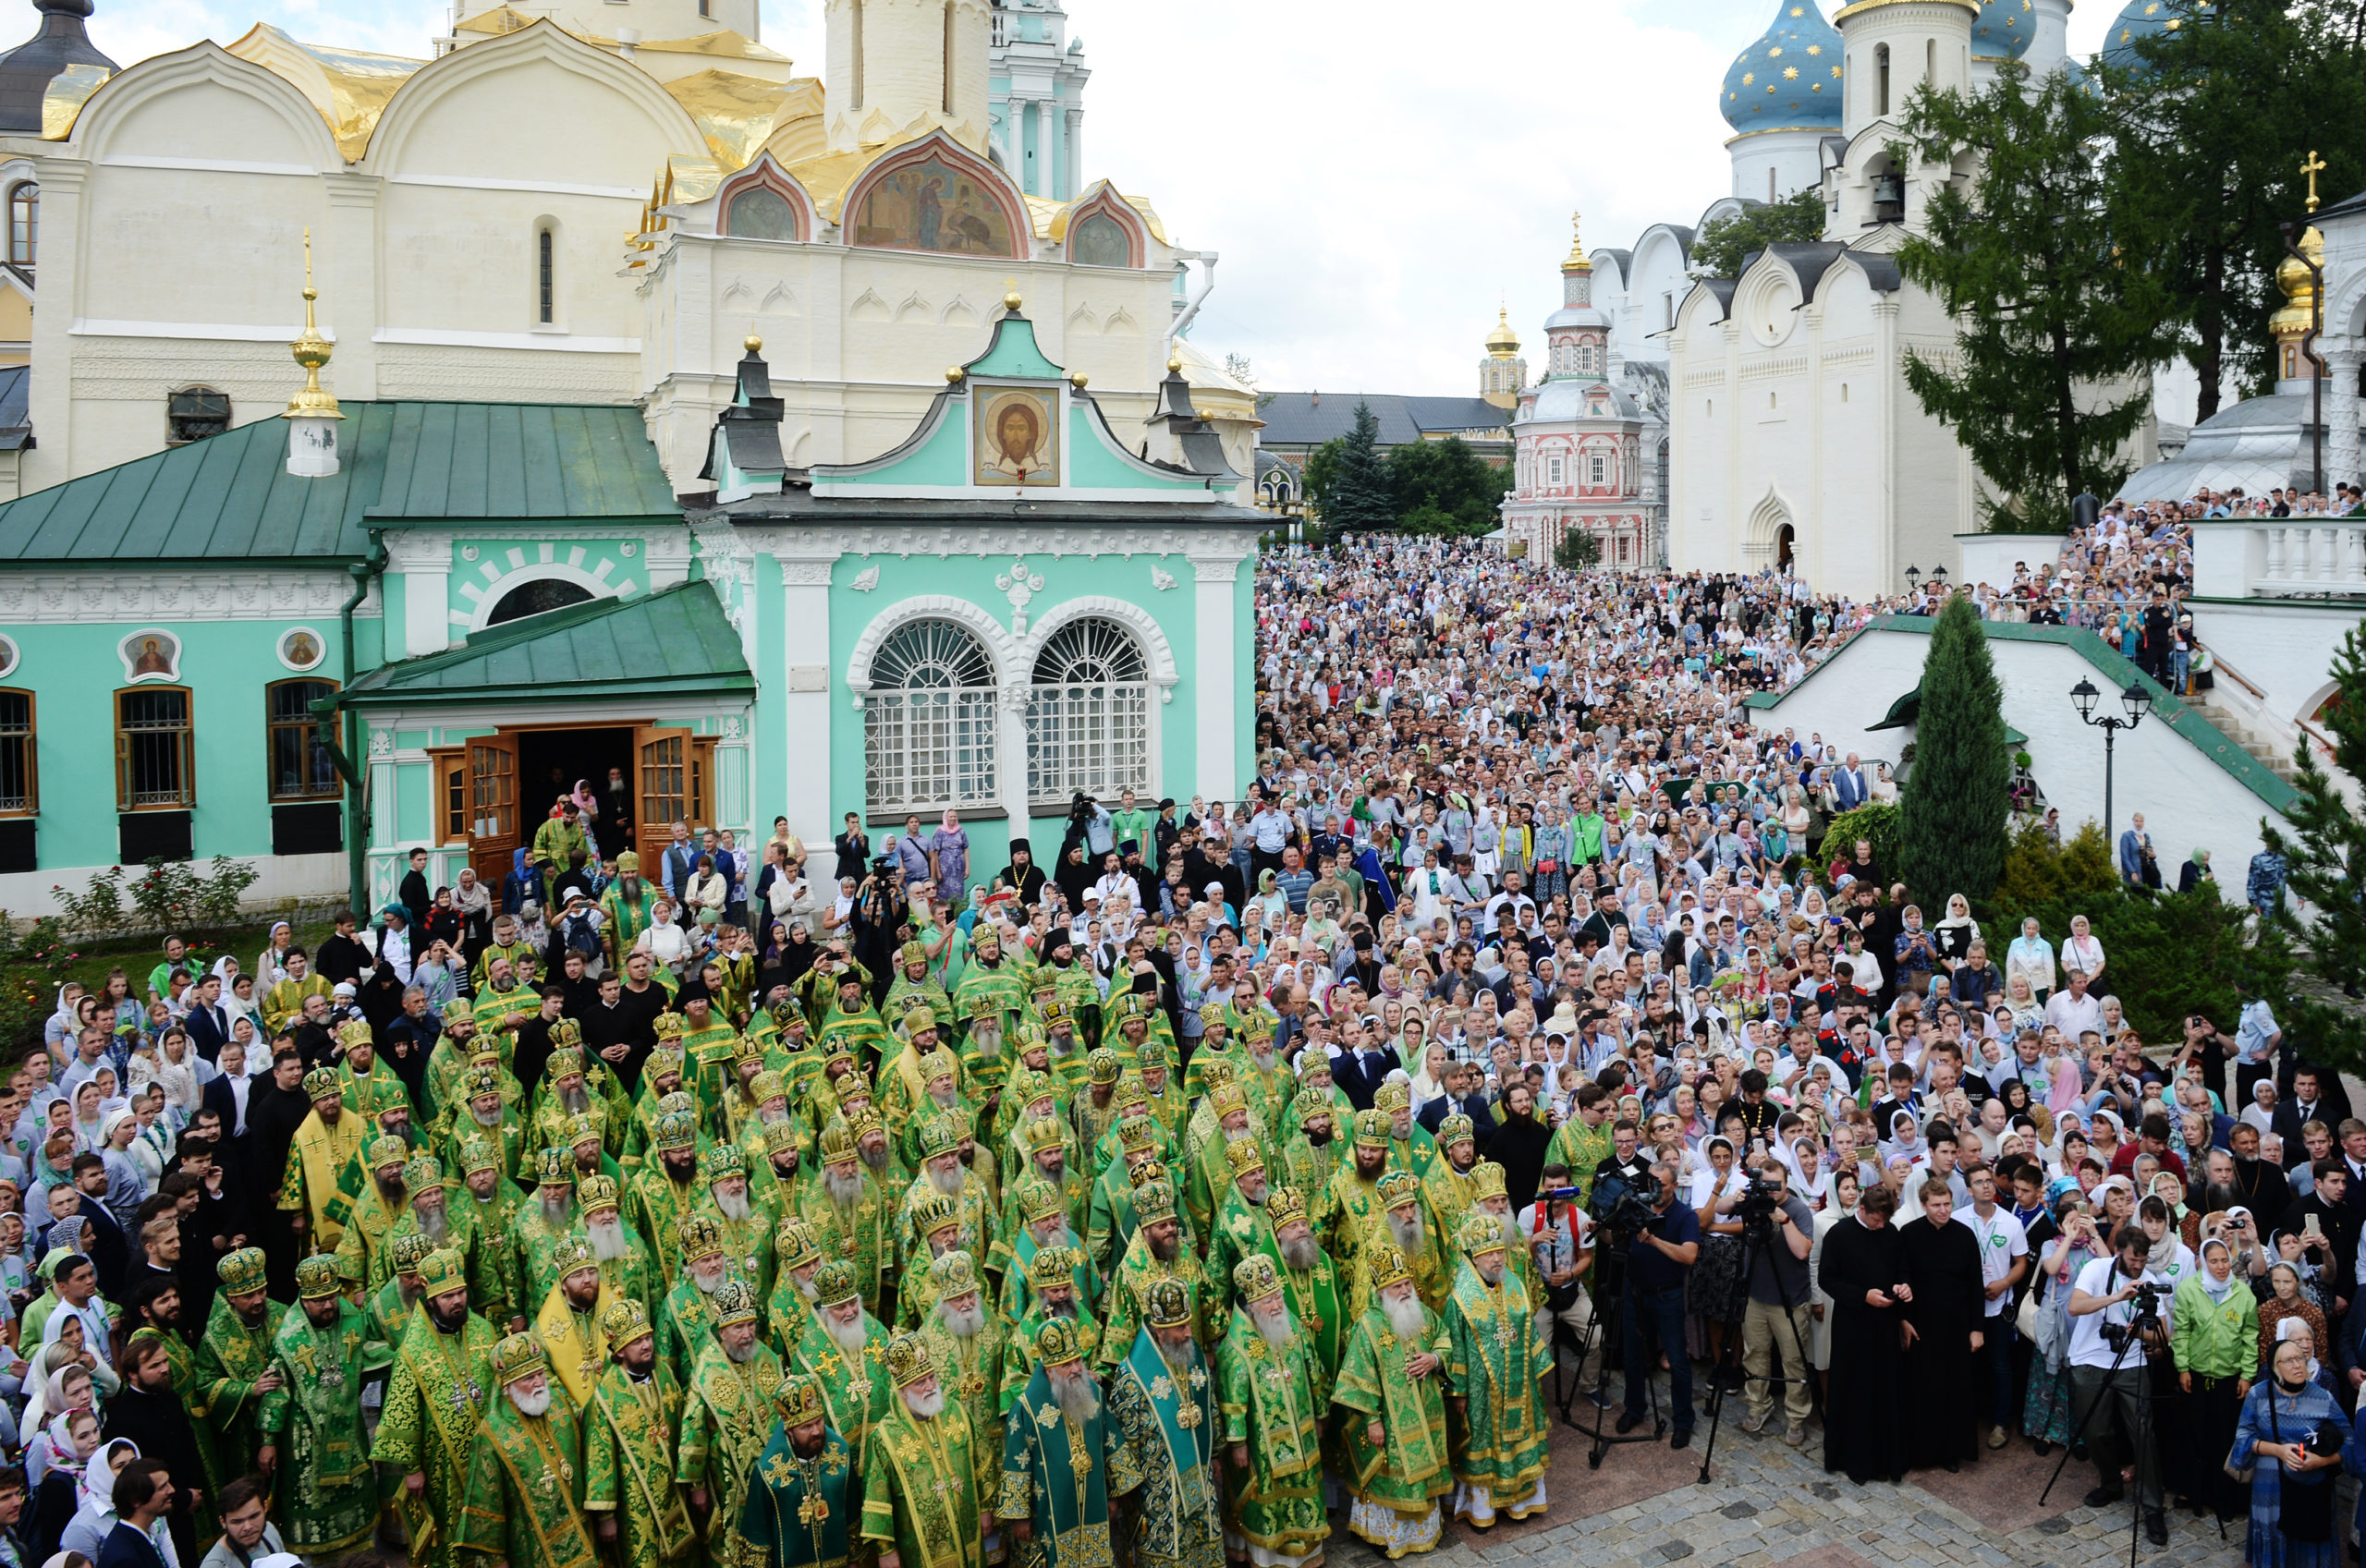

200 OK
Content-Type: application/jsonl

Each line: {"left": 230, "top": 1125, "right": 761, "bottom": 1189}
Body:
{"left": 250, "top": 926, "right": 295, "bottom": 993}
{"left": 2230, "top": 1335, "right": 2348, "bottom": 1568}
{"left": 2172, "top": 1235, "right": 2258, "bottom": 1525}
{"left": 57, "top": 1440, "right": 150, "bottom": 1568}
{"left": 1933, "top": 893, "right": 1981, "bottom": 972}
{"left": 2060, "top": 913, "right": 2106, "bottom": 987}
{"left": 2023, "top": 1189, "right": 2112, "bottom": 1453}
{"left": 2259, "top": 1257, "right": 2331, "bottom": 1377}
{"left": 2005, "top": 916, "right": 2055, "bottom": 1004}
{"left": 451, "top": 867, "right": 494, "bottom": 967}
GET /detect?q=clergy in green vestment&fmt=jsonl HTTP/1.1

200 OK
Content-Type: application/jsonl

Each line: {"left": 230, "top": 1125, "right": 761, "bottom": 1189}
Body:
{"left": 631, "top": 1108, "right": 710, "bottom": 1296}
{"left": 1331, "top": 1246, "right": 1453, "bottom": 1561}
{"left": 996, "top": 1318, "right": 1142, "bottom": 1568}
{"left": 1003, "top": 1248, "right": 1100, "bottom": 1413}
{"left": 454, "top": 1136, "right": 528, "bottom": 1329}
{"left": 677, "top": 1278, "right": 787, "bottom": 1568}
{"left": 914, "top": 1250, "right": 1006, "bottom": 1533}
{"left": 787, "top": 1261, "right": 892, "bottom": 1462}
{"left": 1440, "top": 1215, "right": 1550, "bottom": 1530}
{"left": 995, "top": 1183, "right": 1098, "bottom": 1330}
{"left": 1372, "top": 1081, "right": 1440, "bottom": 1180}
{"left": 1097, "top": 1181, "right": 1209, "bottom": 1373}
{"left": 584, "top": 1297, "right": 698, "bottom": 1568}
{"left": 1106, "top": 1282, "right": 1225, "bottom": 1568}
{"left": 798, "top": 1120, "right": 895, "bottom": 1316}
{"left": 192, "top": 1248, "right": 281, "bottom": 1489}
{"left": 860, "top": 1331, "right": 985, "bottom": 1568}
{"left": 1258, "top": 1187, "right": 1346, "bottom": 1410}
{"left": 1361, "top": 1171, "right": 1452, "bottom": 1319}
{"left": 1068, "top": 1050, "right": 1124, "bottom": 1158}
{"left": 1212, "top": 1258, "right": 1326, "bottom": 1568}
{"left": 579, "top": 1173, "right": 659, "bottom": 1305}
{"left": 516, "top": 1147, "right": 588, "bottom": 1313}
{"left": 330, "top": 1134, "right": 414, "bottom": 1294}
{"left": 259, "top": 1257, "right": 390, "bottom": 1554}
{"left": 1181, "top": 1083, "right": 1254, "bottom": 1245}
{"left": 738, "top": 1372, "right": 855, "bottom": 1568}
{"left": 372, "top": 1246, "right": 498, "bottom": 1568}
{"left": 1202, "top": 1141, "right": 1278, "bottom": 1325}
{"left": 370, "top": 1234, "right": 435, "bottom": 1363}
{"left": 660, "top": 1213, "right": 738, "bottom": 1397}
{"left": 455, "top": 1330, "right": 598, "bottom": 1568}
{"left": 767, "top": 1217, "right": 824, "bottom": 1363}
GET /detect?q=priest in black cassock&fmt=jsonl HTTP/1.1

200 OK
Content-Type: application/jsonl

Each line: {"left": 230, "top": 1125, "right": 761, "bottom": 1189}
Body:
{"left": 1815, "top": 1184, "right": 1909, "bottom": 1484}
{"left": 1897, "top": 1181, "right": 1986, "bottom": 1472}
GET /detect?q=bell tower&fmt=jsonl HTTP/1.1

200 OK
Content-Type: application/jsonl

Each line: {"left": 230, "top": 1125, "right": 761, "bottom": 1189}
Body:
{"left": 1481, "top": 310, "right": 1525, "bottom": 409}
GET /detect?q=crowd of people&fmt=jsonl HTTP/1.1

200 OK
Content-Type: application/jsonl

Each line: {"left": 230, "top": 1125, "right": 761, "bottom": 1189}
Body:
{"left": 0, "top": 532, "right": 2345, "bottom": 1568}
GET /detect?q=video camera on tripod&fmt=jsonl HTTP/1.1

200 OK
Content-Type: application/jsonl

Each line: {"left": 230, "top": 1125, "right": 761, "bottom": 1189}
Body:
{"left": 1588, "top": 1167, "right": 1665, "bottom": 1238}
{"left": 2100, "top": 1279, "right": 2166, "bottom": 1354}
{"left": 1733, "top": 1170, "right": 1783, "bottom": 1227}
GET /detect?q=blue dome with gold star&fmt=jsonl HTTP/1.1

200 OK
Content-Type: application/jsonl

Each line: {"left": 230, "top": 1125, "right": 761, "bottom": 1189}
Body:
{"left": 2103, "top": 0, "right": 2212, "bottom": 67}
{"left": 1970, "top": 0, "right": 2040, "bottom": 59}
{"left": 1721, "top": 1, "right": 1845, "bottom": 136}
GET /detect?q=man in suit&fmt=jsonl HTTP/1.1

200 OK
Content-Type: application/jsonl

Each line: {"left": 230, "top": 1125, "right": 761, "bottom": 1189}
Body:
{"left": 1415, "top": 1056, "right": 1498, "bottom": 1158}
{"left": 199, "top": 1039, "right": 259, "bottom": 1192}
{"left": 1328, "top": 1014, "right": 1401, "bottom": 1112}
{"left": 1833, "top": 753, "right": 1869, "bottom": 812}
{"left": 661, "top": 820, "right": 700, "bottom": 903}
{"left": 181, "top": 973, "right": 233, "bottom": 1066}
{"left": 71, "top": 1153, "right": 130, "bottom": 1302}
{"left": 2273, "top": 1066, "right": 2336, "bottom": 1170}
{"left": 95, "top": 1460, "right": 175, "bottom": 1568}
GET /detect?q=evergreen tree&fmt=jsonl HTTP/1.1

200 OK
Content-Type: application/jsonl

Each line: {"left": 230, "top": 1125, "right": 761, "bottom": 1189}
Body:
{"left": 1320, "top": 401, "right": 1399, "bottom": 533}
{"left": 2104, "top": 0, "right": 2366, "bottom": 416}
{"left": 2260, "top": 619, "right": 2366, "bottom": 1073}
{"left": 1389, "top": 436, "right": 1511, "bottom": 536}
{"left": 1689, "top": 188, "right": 1827, "bottom": 280}
{"left": 1554, "top": 530, "right": 1602, "bottom": 570}
{"left": 1897, "top": 596, "right": 2011, "bottom": 908}
{"left": 1894, "top": 63, "right": 2182, "bottom": 528}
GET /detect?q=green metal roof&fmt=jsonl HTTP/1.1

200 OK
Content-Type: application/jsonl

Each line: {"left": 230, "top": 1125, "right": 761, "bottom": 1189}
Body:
{"left": 0, "top": 401, "right": 678, "bottom": 565}
{"left": 335, "top": 580, "right": 752, "bottom": 709}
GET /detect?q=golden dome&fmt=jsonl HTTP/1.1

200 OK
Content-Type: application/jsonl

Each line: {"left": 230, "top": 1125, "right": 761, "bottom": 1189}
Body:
{"left": 1486, "top": 308, "right": 1521, "bottom": 357}
{"left": 2272, "top": 225, "right": 2323, "bottom": 341}
{"left": 1561, "top": 209, "right": 1593, "bottom": 274}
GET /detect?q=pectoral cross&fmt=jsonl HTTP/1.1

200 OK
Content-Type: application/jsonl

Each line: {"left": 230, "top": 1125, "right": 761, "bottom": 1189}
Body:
{"left": 2304, "top": 150, "right": 2327, "bottom": 214}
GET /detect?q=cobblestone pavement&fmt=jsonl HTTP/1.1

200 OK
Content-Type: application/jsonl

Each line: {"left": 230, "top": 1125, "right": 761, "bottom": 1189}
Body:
{"left": 1321, "top": 1373, "right": 2255, "bottom": 1568}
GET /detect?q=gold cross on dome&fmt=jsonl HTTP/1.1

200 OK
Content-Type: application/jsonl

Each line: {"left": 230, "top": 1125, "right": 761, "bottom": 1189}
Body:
{"left": 2303, "top": 150, "right": 2327, "bottom": 214}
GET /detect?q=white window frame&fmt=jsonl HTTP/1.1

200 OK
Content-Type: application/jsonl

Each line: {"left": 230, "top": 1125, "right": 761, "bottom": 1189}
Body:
{"left": 864, "top": 619, "right": 1001, "bottom": 817}
{"left": 1026, "top": 618, "right": 1151, "bottom": 807}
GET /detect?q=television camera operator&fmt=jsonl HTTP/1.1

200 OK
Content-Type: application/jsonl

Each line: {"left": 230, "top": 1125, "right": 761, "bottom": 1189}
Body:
{"left": 1612, "top": 1157, "right": 1701, "bottom": 1449}
{"left": 2067, "top": 1222, "right": 2171, "bottom": 1546}
{"left": 1738, "top": 1157, "right": 1816, "bottom": 1446}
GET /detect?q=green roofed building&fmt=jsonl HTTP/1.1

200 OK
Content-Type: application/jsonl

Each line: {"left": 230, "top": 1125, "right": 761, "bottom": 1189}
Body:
{"left": 0, "top": 299, "right": 1257, "bottom": 915}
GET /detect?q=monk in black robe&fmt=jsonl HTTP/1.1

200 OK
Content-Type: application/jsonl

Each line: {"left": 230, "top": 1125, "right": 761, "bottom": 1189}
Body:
{"left": 1898, "top": 1183, "right": 1986, "bottom": 1471}
{"left": 1815, "top": 1185, "right": 1909, "bottom": 1483}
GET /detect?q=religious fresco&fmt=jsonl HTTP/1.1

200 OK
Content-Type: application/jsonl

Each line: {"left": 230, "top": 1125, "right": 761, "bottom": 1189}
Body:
{"left": 851, "top": 156, "right": 1017, "bottom": 257}
{"left": 975, "top": 387, "right": 1059, "bottom": 487}
{"left": 1069, "top": 211, "right": 1131, "bottom": 269}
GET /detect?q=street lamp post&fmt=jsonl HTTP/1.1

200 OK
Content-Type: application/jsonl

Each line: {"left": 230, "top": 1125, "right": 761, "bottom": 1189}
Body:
{"left": 2068, "top": 675, "right": 2155, "bottom": 846}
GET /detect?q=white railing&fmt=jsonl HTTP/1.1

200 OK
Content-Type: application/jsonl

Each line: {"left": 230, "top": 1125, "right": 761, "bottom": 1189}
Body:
{"left": 2193, "top": 517, "right": 2366, "bottom": 599}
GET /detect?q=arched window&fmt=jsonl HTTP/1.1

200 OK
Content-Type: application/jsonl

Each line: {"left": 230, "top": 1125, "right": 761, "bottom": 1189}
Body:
{"left": 486, "top": 577, "right": 596, "bottom": 626}
{"left": 1875, "top": 43, "right": 1891, "bottom": 116}
{"left": 865, "top": 620, "right": 1000, "bottom": 816}
{"left": 724, "top": 185, "right": 800, "bottom": 241}
{"left": 166, "top": 387, "right": 230, "bottom": 446}
{"left": 6, "top": 182, "right": 34, "bottom": 270}
{"left": 1027, "top": 618, "right": 1150, "bottom": 805}
{"left": 536, "top": 224, "right": 556, "bottom": 326}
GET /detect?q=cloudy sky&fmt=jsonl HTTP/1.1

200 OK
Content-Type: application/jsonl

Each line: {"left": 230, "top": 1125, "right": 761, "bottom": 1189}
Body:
{"left": 82, "top": 0, "right": 2125, "bottom": 397}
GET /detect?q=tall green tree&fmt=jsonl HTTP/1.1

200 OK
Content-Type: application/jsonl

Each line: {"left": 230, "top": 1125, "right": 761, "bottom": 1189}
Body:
{"left": 1897, "top": 596, "right": 2012, "bottom": 908}
{"left": 1389, "top": 436, "right": 1511, "bottom": 536}
{"left": 1312, "top": 401, "right": 1399, "bottom": 533}
{"left": 2260, "top": 619, "right": 2366, "bottom": 1075}
{"left": 1894, "top": 63, "right": 2182, "bottom": 528}
{"left": 1689, "top": 188, "right": 1827, "bottom": 280}
{"left": 2103, "top": 0, "right": 2366, "bottom": 416}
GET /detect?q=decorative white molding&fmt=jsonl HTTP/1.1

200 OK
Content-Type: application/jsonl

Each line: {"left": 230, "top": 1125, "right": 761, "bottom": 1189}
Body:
{"left": 384, "top": 531, "right": 454, "bottom": 570}
{"left": 1189, "top": 556, "right": 1240, "bottom": 584}
{"left": 698, "top": 524, "right": 1260, "bottom": 563}
{"left": 994, "top": 556, "right": 1045, "bottom": 634}
{"left": 1150, "top": 564, "right": 1177, "bottom": 591}
{"left": 779, "top": 560, "right": 835, "bottom": 587}
{"left": 372, "top": 326, "right": 641, "bottom": 355}
{"left": 848, "top": 565, "right": 881, "bottom": 592}
{"left": 71, "top": 318, "right": 335, "bottom": 342}
{"left": 844, "top": 594, "right": 1018, "bottom": 693}
{"left": 0, "top": 573, "right": 375, "bottom": 623}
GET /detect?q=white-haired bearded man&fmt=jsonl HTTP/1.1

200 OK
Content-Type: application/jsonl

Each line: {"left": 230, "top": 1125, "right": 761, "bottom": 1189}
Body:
{"left": 1212, "top": 1258, "right": 1327, "bottom": 1568}
{"left": 997, "top": 1317, "right": 1143, "bottom": 1568}
{"left": 1332, "top": 1246, "right": 1454, "bottom": 1559}
{"left": 861, "top": 1331, "right": 985, "bottom": 1568}
{"left": 452, "top": 1331, "right": 598, "bottom": 1568}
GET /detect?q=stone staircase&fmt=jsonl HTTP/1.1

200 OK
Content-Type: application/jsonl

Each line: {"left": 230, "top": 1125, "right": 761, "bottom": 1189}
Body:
{"left": 2182, "top": 679, "right": 2303, "bottom": 786}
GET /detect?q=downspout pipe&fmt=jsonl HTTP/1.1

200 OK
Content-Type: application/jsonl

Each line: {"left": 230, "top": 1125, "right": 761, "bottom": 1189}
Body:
{"left": 318, "top": 531, "right": 386, "bottom": 914}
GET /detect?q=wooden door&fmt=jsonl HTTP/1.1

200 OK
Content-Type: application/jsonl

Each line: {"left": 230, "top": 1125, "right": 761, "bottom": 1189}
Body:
{"left": 632, "top": 725, "right": 696, "bottom": 875}
{"left": 467, "top": 732, "right": 521, "bottom": 889}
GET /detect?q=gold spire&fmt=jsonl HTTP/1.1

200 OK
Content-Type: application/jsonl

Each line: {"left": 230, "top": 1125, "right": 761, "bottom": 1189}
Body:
{"left": 1561, "top": 209, "right": 1593, "bottom": 273}
{"left": 2303, "top": 149, "right": 2327, "bottom": 214}
{"left": 284, "top": 227, "right": 342, "bottom": 421}
{"left": 1485, "top": 307, "right": 1520, "bottom": 357}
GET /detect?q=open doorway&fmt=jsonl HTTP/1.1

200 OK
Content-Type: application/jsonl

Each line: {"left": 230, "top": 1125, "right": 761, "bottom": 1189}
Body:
{"left": 517, "top": 725, "right": 636, "bottom": 852}
{"left": 1775, "top": 523, "right": 1796, "bottom": 572}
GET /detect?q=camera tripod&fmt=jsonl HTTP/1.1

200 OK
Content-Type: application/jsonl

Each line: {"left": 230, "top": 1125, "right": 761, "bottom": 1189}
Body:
{"left": 1556, "top": 1239, "right": 1669, "bottom": 1468}
{"left": 1693, "top": 1207, "right": 1819, "bottom": 1484}
{"left": 2036, "top": 1287, "right": 2169, "bottom": 1568}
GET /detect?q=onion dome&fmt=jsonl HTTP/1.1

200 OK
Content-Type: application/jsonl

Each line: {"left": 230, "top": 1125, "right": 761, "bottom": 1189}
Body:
{"left": 1485, "top": 309, "right": 1520, "bottom": 357}
{"left": 1721, "top": 1, "right": 1845, "bottom": 135}
{"left": 2104, "top": 0, "right": 2211, "bottom": 68}
{"left": 0, "top": 0, "right": 113, "bottom": 134}
{"left": 1970, "top": 0, "right": 2039, "bottom": 59}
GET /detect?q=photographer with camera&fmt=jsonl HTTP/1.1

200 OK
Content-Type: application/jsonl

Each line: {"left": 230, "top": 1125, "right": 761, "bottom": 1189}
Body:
{"left": 2068, "top": 1222, "right": 2171, "bottom": 1545}
{"left": 1517, "top": 1161, "right": 1598, "bottom": 1398}
{"left": 1737, "top": 1158, "right": 1816, "bottom": 1447}
{"left": 1614, "top": 1158, "right": 1700, "bottom": 1449}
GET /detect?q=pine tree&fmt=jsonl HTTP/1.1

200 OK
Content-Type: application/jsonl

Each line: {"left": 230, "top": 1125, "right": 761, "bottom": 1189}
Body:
{"left": 1895, "top": 63, "right": 2183, "bottom": 528}
{"left": 2260, "top": 618, "right": 2366, "bottom": 1073}
{"left": 1897, "top": 596, "right": 2012, "bottom": 908}
{"left": 1321, "top": 401, "right": 1400, "bottom": 533}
